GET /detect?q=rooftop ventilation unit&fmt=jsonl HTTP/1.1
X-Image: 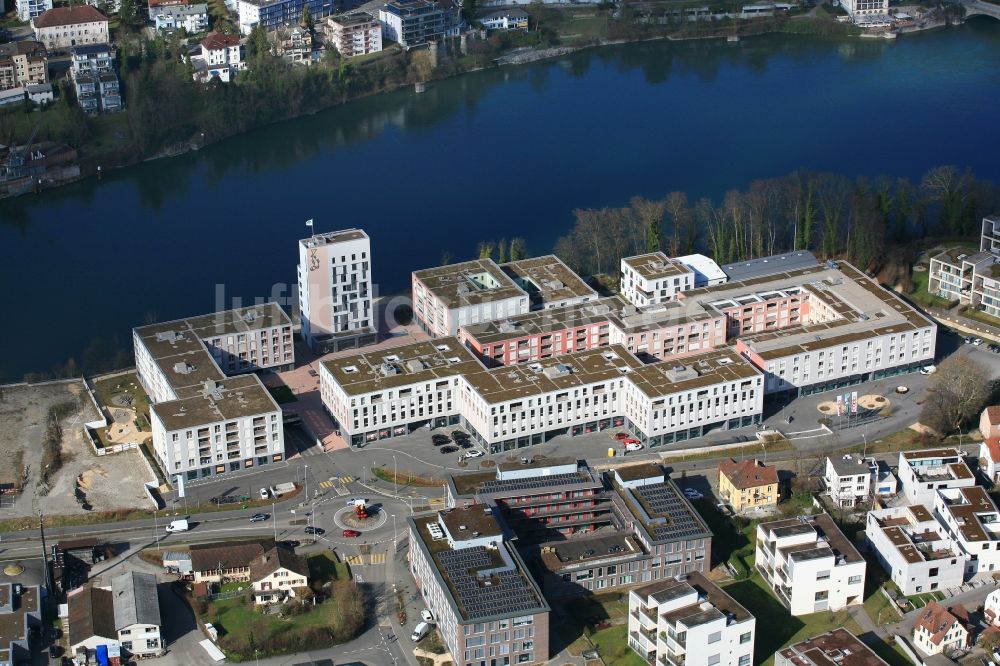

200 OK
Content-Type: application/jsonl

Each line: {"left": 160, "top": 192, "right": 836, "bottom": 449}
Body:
{"left": 243, "top": 310, "right": 258, "bottom": 322}
{"left": 155, "top": 331, "right": 178, "bottom": 343}
{"left": 380, "top": 362, "right": 400, "bottom": 377}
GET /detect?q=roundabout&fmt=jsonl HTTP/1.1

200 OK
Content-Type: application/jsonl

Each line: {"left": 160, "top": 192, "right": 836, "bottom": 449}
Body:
{"left": 333, "top": 504, "right": 388, "bottom": 532}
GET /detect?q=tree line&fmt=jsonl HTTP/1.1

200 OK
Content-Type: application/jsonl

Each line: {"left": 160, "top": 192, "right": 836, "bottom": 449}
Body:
{"left": 553, "top": 166, "right": 1000, "bottom": 280}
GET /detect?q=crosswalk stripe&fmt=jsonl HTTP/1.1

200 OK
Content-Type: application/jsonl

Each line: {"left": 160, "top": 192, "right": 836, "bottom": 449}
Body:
{"left": 345, "top": 555, "right": 364, "bottom": 565}
{"left": 428, "top": 498, "right": 444, "bottom": 506}
{"left": 370, "top": 553, "right": 385, "bottom": 564}
{"left": 319, "top": 480, "right": 334, "bottom": 488}
{"left": 341, "top": 475, "right": 354, "bottom": 483}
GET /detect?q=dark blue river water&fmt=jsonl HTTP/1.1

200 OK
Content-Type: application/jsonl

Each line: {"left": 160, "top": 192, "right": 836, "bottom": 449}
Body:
{"left": 2, "top": 20, "right": 1000, "bottom": 379}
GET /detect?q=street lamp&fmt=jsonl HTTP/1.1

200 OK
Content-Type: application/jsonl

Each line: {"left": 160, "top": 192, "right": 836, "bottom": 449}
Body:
{"left": 304, "top": 464, "right": 309, "bottom": 506}
{"left": 393, "top": 455, "right": 398, "bottom": 495}
{"left": 272, "top": 502, "right": 277, "bottom": 541}
{"left": 392, "top": 514, "right": 397, "bottom": 546}
{"left": 153, "top": 510, "right": 159, "bottom": 551}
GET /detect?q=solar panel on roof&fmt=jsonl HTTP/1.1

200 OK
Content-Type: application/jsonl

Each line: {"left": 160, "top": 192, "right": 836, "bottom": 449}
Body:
{"left": 633, "top": 483, "right": 711, "bottom": 542}
{"left": 478, "top": 473, "right": 587, "bottom": 495}
{"left": 436, "top": 546, "right": 542, "bottom": 619}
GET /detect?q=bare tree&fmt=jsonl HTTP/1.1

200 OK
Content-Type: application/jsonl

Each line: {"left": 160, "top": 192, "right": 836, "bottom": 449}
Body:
{"left": 920, "top": 354, "right": 994, "bottom": 436}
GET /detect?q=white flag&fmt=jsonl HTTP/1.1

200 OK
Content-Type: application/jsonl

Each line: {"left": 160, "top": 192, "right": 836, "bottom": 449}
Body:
{"left": 305, "top": 219, "right": 314, "bottom": 228}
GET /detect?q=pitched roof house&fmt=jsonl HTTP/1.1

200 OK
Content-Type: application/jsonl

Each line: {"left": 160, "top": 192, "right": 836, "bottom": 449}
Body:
{"left": 912, "top": 601, "right": 971, "bottom": 656}
{"left": 250, "top": 546, "right": 310, "bottom": 604}
{"left": 68, "top": 572, "right": 163, "bottom": 658}
{"left": 718, "top": 458, "right": 778, "bottom": 513}
{"left": 189, "top": 539, "right": 276, "bottom": 582}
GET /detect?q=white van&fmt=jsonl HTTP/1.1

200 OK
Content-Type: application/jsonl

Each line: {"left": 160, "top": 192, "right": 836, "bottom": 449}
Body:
{"left": 166, "top": 519, "right": 189, "bottom": 533}
{"left": 411, "top": 621, "right": 430, "bottom": 642}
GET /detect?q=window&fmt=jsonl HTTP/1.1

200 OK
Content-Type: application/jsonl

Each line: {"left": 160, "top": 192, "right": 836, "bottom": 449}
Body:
{"left": 848, "top": 575, "right": 863, "bottom": 585}
{"left": 739, "top": 655, "right": 752, "bottom": 666}
{"left": 740, "top": 632, "right": 752, "bottom": 644}
{"left": 708, "top": 631, "right": 721, "bottom": 644}
{"left": 707, "top": 655, "right": 721, "bottom": 666}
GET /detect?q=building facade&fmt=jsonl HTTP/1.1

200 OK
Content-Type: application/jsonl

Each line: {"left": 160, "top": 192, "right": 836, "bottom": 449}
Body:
{"left": 379, "top": 0, "right": 451, "bottom": 47}
{"left": 32, "top": 6, "right": 110, "bottom": 50}
{"left": 298, "top": 229, "right": 377, "bottom": 353}
{"left": 717, "top": 458, "right": 778, "bottom": 513}
{"left": 912, "top": 602, "right": 970, "bottom": 656}
{"left": 928, "top": 215, "right": 1000, "bottom": 319}
{"left": 479, "top": 9, "right": 529, "bottom": 31}
{"left": 823, "top": 456, "right": 872, "bottom": 509}
{"left": 627, "top": 573, "right": 756, "bottom": 666}
{"left": 839, "top": 0, "right": 887, "bottom": 18}
{"left": 17, "top": 0, "right": 51, "bottom": 22}
{"left": 70, "top": 44, "right": 121, "bottom": 114}
{"left": 755, "top": 514, "right": 865, "bottom": 616}
{"left": 897, "top": 448, "right": 975, "bottom": 507}
{"left": 153, "top": 4, "right": 210, "bottom": 33}
{"left": 933, "top": 486, "right": 1000, "bottom": 576}
{"left": 326, "top": 12, "right": 383, "bottom": 57}
{"left": 133, "top": 304, "right": 292, "bottom": 482}
{"left": 408, "top": 507, "right": 550, "bottom": 666}
{"left": 237, "top": 0, "right": 333, "bottom": 33}
{"left": 620, "top": 252, "right": 696, "bottom": 307}
{"left": 866, "top": 505, "right": 967, "bottom": 596}
{"left": 0, "top": 42, "right": 48, "bottom": 91}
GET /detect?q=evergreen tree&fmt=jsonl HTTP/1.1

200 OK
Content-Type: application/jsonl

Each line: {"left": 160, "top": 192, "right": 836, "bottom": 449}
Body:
{"left": 119, "top": 0, "right": 139, "bottom": 28}
{"left": 509, "top": 238, "right": 527, "bottom": 262}
{"left": 497, "top": 238, "right": 507, "bottom": 263}
{"left": 301, "top": 4, "right": 314, "bottom": 30}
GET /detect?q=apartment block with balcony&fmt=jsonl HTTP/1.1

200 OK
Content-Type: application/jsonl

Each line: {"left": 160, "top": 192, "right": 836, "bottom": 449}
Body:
{"left": 866, "top": 505, "right": 967, "bottom": 596}
{"left": 325, "top": 11, "right": 382, "bottom": 57}
{"left": 379, "top": 0, "right": 453, "bottom": 47}
{"left": 755, "top": 514, "right": 865, "bottom": 616}
{"left": 897, "top": 448, "right": 976, "bottom": 507}
{"left": 933, "top": 486, "right": 1000, "bottom": 577}
{"left": 927, "top": 215, "right": 1000, "bottom": 319}
{"left": 133, "top": 304, "right": 292, "bottom": 482}
{"left": 823, "top": 455, "right": 872, "bottom": 509}
{"left": 16, "top": 0, "right": 51, "bottom": 22}
{"left": 620, "top": 252, "right": 696, "bottom": 308}
{"left": 298, "top": 229, "right": 377, "bottom": 354}
{"left": 627, "top": 572, "right": 755, "bottom": 666}
{"left": 70, "top": 44, "right": 120, "bottom": 114}
{"left": 0, "top": 42, "right": 48, "bottom": 91}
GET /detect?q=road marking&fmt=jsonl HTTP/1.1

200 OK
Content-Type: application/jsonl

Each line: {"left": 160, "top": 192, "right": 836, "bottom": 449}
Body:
{"left": 341, "top": 475, "right": 354, "bottom": 483}
{"left": 428, "top": 498, "right": 444, "bottom": 506}
{"left": 319, "top": 481, "right": 335, "bottom": 489}
{"left": 370, "top": 553, "right": 385, "bottom": 564}
{"left": 345, "top": 554, "right": 364, "bottom": 565}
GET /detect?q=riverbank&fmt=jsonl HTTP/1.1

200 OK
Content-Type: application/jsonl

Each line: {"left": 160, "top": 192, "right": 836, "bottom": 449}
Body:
{"left": 0, "top": 6, "right": 938, "bottom": 201}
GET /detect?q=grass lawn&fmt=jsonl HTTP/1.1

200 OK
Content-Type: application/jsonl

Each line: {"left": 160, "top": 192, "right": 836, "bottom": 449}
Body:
{"left": 370, "top": 466, "right": 445, "bottom": 488}
{"left": 909, "top": 267, "right": 959, "bottom": 310}
{"left": 866, "top": 637, "right": 913, "bottom": 666}
{"left": 208, "top": 594, "right": 337, "bottom": 639}
{"left": 90, "top": 371, "right": 152, "bottom": 431}
{"left": 553, "top": 592, "right": 630, "bottom": 657}
{"left": 691, "top": 499, "right": 755, "bottom": 578}
{"left": 962, "top": 306, "right": 1000, "bottom": 329}
{"left": 307, "top": 552, "right": 350, "bottom": 583}
{"left": 267, "top": 385, "right": 298, "bottom": 404}
{"left": 861, "top": 561, "right": 902, "bottom": 626}
{"left": 723, "top": 575, "right": 862, "bottom": 666}
{"left": 589, "top": 625, "right": 647, "bottom": 666}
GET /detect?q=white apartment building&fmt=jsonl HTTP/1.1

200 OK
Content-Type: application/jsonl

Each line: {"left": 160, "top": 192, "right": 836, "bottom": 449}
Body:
{"left": 627, "top": 572, "right": 755, "bottom": 666}
{"left": 298, "top": 229, "right": 376, "bottom": 353}
{"left": 755, "top": 514, "right": 865, "bottom": 616}
{"left": 320, "top": 338, "right": 767, "bottom": 452}
{"left": 984, "top": 589, "right": 1000, "bottom": 626}
{"left": 620, "top": 252, "right": 695, "bottom": 307}
{"left": 866, "top": 505, "right": 967, "bottom": 596}
{"left": 408, "top": 507, "right": 551, "bottom": 666}
{"left": 824, "top": 456, "right": 872, "bottom": 508}
{"left": 621, "top": 349, "right": 763, "bottom": 447}
{"left": 928, "top": 215, "right": 1000, "bottom": 319}
{"left": 133, "top": 304, "right": 292, "bottom": 481}
{"left": 736, "top": 262, "right": 936, "bottom": 396}
{"left": 17, "top": 0, "right": 51, "bottom": 23}
{"left": 933, "top": 486, "right": 1000, "bottom": 576}
{"left": 413, "top": 259, "right": 530, "bottom": 337}
{"left": 981, "top": 439, "right": 1000, "bottom": 484}
{"left": 897, "top": 448, "right": 976, "bottom": 507}
{"left": 325, "top": 12, "right": 382, "bottom": 57}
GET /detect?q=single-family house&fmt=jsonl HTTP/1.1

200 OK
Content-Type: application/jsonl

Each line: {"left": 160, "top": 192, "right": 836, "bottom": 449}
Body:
{"left": 912, "top": 601, "right": 970, "bottom": 656}
{"left": 718, "top": 458, "right": 778, "bottom": 513}
{"left": 824, "top": 455, "right": 872, "bottom": 508}
{"left": 250, "top": 546, "right": 309, "bottom": 604}
{"left": 980, "top": 437, "right": 1000, "bottom": 484}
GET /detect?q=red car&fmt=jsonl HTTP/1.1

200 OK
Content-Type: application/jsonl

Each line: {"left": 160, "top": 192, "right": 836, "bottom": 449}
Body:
{"left": 612, "top": 432, "right": 630, "bottom": 441}
{"left": 342, "top": 529, "right": 361, "bottom": 538}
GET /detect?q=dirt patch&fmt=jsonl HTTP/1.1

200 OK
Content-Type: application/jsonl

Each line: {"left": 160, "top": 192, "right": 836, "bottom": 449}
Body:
{"left": 0, "top": 380, "right": 155, "bottom": 518}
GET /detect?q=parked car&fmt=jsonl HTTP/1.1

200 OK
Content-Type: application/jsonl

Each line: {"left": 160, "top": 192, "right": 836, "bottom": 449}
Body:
{"left": 279, "top": 540, "right": 300, "bottom": 549}
{"left": 623, "top": 440, "right": 643, "bottom": 452}
{"left": 304, "top": 526, "right": 325, "bottom": 535}
{"left": 259, "top": 488, "right": 270, "bottom": 500}
{"left": 974, "top": 338, "right": 985, "bottom": 346}
{"left": 920, "top": 365, "right": 937, "bottom": 375}
{"left": 421, "top": 608, "right": 435, "bottom": 623}
{"left": 342, "top": 529, "right": 361, "bottom": 538}
{"left": 411, "top": 621, "right": 431, "bottom": 642}
{"left": 683, "top": 489, "right": 704, "bottom": 500}
{"left": 464, "top": 450, "right": 484, "bottom": 459}
{"left": 441, "top": 446, "right": 458, "bottom": 454}
{"left": 249, "top": 513, "right": 269, "bottom": 523}
{"left": 612, "top": 432, "right": 630, "bottom": 441}
{"left": 308, "top": 369, "right": 318, "bottom": 377}
{"left": 431, "top": 434, "right": 451, "bottom": 445}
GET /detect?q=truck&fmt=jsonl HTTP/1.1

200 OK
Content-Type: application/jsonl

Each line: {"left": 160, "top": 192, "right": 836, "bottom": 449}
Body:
{"left": 165, "top": 519, "right": 189, "bottom": 533}
{"left": 269, "top": 482, "right": 296, "bottom": 497}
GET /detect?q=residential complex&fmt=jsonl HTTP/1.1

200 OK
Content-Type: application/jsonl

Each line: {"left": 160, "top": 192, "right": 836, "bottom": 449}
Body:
{"left": 775, "top": 629, "right": 890, "bottom": 666}
{"left": 865, "top": 504, "right": 966, "bottom": 596}
{"left": 132, "top": 303, "right": 292, "bottom": 481}
{"left": 755, "top": 514, "right": 865, "bottom": 616}
{"left": 70, "top": 44, "right": 121, "bottom": 114}
{"left": 379, "top": 0, "right": 455, "bottom": 47}
{"left": 408, "top": 506, "right": 551, "bottom": 666}
{"left": 298, "top": 229, "right": 377, "bottom": 353}
{"left": 326, "top": 12, "right": 383, "bottom": 57}
{"left": 823, "top": 455, "right": 872, "bottom": 509}
{"left": 928, "top": 215, "right": 1000, "bottom": 319}
{"left": 32, "top": 6, "right": 110, "bottom": 50}
{"left": 0, "top": 42, "right": 48, "bottom": 92}
{"left": 627, "top": 572, "right": 755, "bottom": 666}
{"left": 897, "top": 448, "right": 975, "bottom": 506}
{"left": 319, "top": 336, "right": 762, "bottom": 450}
{"left": 620, "top": 252, "right": 695, "bottom": 307}
{"left": 717, "top": 458, "right": 778, "bottom": 513}
{"left": 16, "top": 0, "right": 51, "bottom": 22}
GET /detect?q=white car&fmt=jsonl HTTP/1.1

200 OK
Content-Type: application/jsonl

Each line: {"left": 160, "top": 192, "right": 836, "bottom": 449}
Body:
{"left": 421, "top": 608, "right": 435, "bottom": 623}
{"left": 920, "top": 365, "right": 937, "bottom": 375}
{"left": 974, "top": 338, "right": 985, "bottom": 346}
{"left": 624, "top": 441, "right": 643, "bottom": 452}
{"left": 464, "top": 450, "right": 484, "bottom": 459}
{"left": 683, "top": 489, "right": 704, "bottom": 500}
{"left": 411, "top": 621, "right": 430, "bottom": 642}
{"left": 259, "top": 488, "right": 270, "bottom": 500}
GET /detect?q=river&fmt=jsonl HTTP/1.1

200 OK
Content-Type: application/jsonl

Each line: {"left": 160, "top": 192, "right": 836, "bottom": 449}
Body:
{"left": 2, "top": 20, "right": 1000, "bottom": 380}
